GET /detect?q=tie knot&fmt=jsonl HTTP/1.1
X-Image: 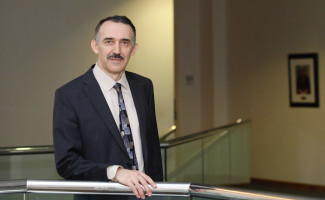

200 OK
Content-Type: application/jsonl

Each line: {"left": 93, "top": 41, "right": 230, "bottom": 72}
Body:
{"left": 113, "top": 83, "right": 122, "bottom": 92}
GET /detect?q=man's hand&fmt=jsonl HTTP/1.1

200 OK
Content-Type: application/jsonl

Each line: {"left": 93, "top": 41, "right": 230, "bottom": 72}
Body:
{"left": 114, "top": 168, "right": 157, "bottom": 199}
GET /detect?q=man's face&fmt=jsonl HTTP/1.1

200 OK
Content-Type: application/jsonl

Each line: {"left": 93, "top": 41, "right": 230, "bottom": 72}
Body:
{"left": 91, "top": 21, "right": 138, "bottom": 80}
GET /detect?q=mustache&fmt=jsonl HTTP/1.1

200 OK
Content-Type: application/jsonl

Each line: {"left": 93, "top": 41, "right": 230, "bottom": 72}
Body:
{"left": 108, "top": 54, "right": 125, "bottom": 60}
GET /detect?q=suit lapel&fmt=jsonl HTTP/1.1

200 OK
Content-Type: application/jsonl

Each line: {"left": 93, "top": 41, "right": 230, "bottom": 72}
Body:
{"left": 81, "top": 68, "right": 128, "bottom": 156}
{"left": 126, "top": 72, "right": 149, "bottom": 166}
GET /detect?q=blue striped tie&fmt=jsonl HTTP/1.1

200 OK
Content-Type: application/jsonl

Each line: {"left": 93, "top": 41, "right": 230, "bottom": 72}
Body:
{"left": 113, "top": 83, "right": 139, "bottom": 170}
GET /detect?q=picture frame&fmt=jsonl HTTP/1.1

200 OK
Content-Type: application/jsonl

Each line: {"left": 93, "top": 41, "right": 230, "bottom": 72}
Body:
{"left": 288, "top": 53, "right": 319, "bottom": 107}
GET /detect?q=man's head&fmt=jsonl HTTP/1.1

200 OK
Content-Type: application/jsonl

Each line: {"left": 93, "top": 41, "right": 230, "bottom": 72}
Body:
{"left": 94, "top": 15, "right": 136, "bottom": 46}
{"left": 91, "top": 15, "right": 138, "bottom": 81}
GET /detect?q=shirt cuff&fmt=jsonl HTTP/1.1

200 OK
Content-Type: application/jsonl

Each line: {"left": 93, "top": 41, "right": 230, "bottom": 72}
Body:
{"left": 107, "top": 165, "right": 123, "bottom": 180}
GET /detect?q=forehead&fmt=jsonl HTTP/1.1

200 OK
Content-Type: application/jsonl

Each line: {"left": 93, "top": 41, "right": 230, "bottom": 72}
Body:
{"left": 98, "top": 21, "right": 134, "bottom": 40}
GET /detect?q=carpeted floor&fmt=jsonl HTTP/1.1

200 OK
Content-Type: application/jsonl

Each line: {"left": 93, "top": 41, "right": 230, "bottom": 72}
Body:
{"left": 229, "top": 184, "right": 325, "bottom": 200}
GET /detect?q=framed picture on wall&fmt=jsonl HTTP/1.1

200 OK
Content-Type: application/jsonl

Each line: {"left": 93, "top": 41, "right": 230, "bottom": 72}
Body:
{"left": 288, "top": 53, "right": 319, "bottom": 107}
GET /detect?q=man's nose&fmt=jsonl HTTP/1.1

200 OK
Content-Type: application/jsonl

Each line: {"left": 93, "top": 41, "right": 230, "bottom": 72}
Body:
{"left": 113, "top": 43, "right": 121, "bottom": 54}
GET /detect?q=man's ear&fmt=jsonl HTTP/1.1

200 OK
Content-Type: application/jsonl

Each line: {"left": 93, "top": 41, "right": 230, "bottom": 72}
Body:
{"left": 131, "top": 43, "right": 138, "bottom": 56}
{"left": 91, "top": 39, "right": 99, "bottom": 54}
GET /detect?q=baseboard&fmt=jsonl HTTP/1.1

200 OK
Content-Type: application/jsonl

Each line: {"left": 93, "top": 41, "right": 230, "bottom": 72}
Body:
{"left": 251, "top": 178, "right": 325, "bottom": 193}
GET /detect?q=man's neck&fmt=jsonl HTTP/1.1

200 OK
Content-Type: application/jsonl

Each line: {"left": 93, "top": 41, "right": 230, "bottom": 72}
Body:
{"left": 97, "top": 65, "right": 124, "bottom": 81}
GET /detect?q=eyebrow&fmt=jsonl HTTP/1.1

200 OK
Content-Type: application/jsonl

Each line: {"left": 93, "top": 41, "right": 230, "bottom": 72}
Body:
{"left": 103, "top": 37, "right": 131, "bottom": 42}
{"left": 103, "top": 37, "right": 113, "bottom": 41}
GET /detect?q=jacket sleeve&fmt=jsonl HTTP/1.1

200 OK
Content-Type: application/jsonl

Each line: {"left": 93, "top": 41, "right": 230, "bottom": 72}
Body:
{"left": 53, "top": 88, "right": 109, "bottom": 181}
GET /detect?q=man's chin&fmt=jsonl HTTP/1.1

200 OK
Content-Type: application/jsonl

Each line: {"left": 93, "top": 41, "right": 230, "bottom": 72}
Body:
{"left": 110, "top": 66, "right": 127, "bottom": 74}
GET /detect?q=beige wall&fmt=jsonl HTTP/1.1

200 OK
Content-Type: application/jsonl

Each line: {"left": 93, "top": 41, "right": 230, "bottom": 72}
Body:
{"left": 227, "top": 0, "right": 325, "bottom": 186}
{"left": 0, "top": 0, "right": 174, "bottom": 147}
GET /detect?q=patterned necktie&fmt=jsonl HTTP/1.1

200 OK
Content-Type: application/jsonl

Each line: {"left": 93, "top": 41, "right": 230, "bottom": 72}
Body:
{"left": 113, "top": 83, "right": 139, "bottom": 170}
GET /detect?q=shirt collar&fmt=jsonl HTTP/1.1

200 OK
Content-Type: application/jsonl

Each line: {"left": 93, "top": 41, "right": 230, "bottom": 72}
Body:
{"left": 119, "top": 72, "right": 129, "bottom": 90}
{"left": 93, "top": 63, "right": 130, "bottom": 92}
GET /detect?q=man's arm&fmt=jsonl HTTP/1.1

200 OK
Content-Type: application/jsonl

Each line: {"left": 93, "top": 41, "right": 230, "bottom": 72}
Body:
{"left": 53, "top": 88, "right": 109, "bottom": 181}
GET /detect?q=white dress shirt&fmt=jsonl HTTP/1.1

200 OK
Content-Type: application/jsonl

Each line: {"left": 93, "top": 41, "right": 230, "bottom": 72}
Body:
{"left": 93, "top": 64, "right": 144, "bottom": 180}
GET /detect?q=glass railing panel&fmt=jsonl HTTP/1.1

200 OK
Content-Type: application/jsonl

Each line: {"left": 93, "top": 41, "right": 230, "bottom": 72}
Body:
{"left": 163, "top": 121, "right": 250, "bottom": 185}
{"left": 161, "top": 197, "right": 189, "bottom": 200}
{"left": 0, "top": 153, "right": 60, "bottom": 180}
{"left": 229, "top": 123, "right": 250, "bottom": 184}
{"left": 0, "top": 193, "right": 25, "bottom": 200}
{"left": 28, "top": 193, "right": 190, "bottom": 200}
{"left": 203, "top": 130, "right": 230, "bottom": 185}
{"left": 192, "top": 197, "right": 223, "bottom": 200}
{"left": 28, "top": 193, "right": 73, "bottom": 200}
{"left": 0, "top": 155, "right": 10, "bottom": 180}
{"left": 4, "top": 193, "right": 209, "bottom": 200}
{"left": 166, "top": 139, "right": 203, "bottom": 183}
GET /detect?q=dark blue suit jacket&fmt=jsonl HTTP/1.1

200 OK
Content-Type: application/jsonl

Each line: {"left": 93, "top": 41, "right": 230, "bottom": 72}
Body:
{"left": 53, "top": 65, "right": 163, "bottom": 182}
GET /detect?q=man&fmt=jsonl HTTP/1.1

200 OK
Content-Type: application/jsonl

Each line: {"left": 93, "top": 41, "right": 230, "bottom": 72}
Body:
{"left": 53, "top": 15, "right": 163, "bottom": 199}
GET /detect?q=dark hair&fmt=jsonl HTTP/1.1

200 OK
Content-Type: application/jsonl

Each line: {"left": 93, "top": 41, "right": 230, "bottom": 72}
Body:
{"left": 94, "top": 15, "right": 136, "bottom": 46}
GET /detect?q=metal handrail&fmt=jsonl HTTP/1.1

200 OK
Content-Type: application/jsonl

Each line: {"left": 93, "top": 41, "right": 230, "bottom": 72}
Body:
{"left": 0, "top": 180, "right": 189, "bottom": 196}
{"left": 160, "top": 119, "right": 250, "bottom": 148}
{"left": 0, "top": 180, "right": 295, "bottom": 200}
{"left": 159, "top": 125, "right": 176, "bottom": 141}
{"left": 0, "top": 145, "right": 54, "bottom": 156}
{"left": 0, "top": 119, "right": 250, "bottom": 155}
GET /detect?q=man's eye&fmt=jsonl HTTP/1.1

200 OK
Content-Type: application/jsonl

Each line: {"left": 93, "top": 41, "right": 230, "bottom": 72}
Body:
{"left": 122, "top": 41, "right": 129, "bottom": 45}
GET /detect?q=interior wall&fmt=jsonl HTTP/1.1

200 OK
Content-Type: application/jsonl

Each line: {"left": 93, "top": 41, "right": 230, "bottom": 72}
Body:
{"left": 0, "top": 0, "right": 174, "bottom": 147}
{"left": 174, "top": 0, "right": 202, "bottom": 135}
{"left": 212, "top": 0, "right": 228, "bottom": 127}
{"left": 175, "top": 0, "right": 325, "bottom": 187}
{"left": 227, "top": 0, "right": 325, "bottom": 186}
{"left": 174, "top": 0, "right": 228, "bottom": 136}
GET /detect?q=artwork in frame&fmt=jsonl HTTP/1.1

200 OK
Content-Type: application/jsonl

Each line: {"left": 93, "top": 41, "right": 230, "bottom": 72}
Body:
{"left": 288, "top": 53, "right": 319, "bottom": 107}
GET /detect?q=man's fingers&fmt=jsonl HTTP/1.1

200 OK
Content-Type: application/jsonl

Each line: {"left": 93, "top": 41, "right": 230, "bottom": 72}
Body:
{"left": 127, "top": 174, "right": 146, "bottom": 199}
{"left": 133, "top": 181, "right": 146, "bottom": 199}
{"left": 143, "top": 184, "right": 152, "bottom": 197}
{"left": 138, "top": 171, "right": 157, "bottom": 188}
{"left": 127, "top": 181, "right": 140, "bottom": 199}
{"left": 145, "top": 175, "right": 157, "bottom": 188}
{"left": 137, "top": 176, "right": 152, "bottom": 196}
